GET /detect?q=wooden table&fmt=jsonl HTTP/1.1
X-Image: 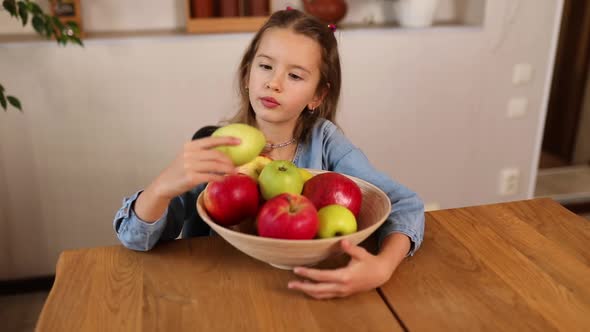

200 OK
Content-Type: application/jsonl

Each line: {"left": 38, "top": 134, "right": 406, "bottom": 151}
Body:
{"left": 36, "top": 198, "right": 590, "bottom": 331}
{"left": 381, "top": 198, "right": 590, "bottom": 331}
{"left": 36, "top": 234, "right": 401, "bottom": 331}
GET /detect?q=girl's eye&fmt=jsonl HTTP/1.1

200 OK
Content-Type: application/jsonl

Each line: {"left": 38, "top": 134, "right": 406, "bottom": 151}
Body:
{"left": 289, "top": 73, "right": 302, "bottom": 81}
{"left": 259, "top": 64, "right": 272, "bottom": 70}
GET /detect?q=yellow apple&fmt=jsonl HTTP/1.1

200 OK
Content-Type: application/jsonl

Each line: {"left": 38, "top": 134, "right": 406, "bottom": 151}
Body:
{"left": 237, "top": 155, "right": 272, "bottom": 181}
{"left": 298, "top": 168, "right": 314, "bottom": 183}
{"left": 212, "top": 124, "right": 266, "bottom": 166}
{"left": 317, "top": 205, "right": 357, "bottom": 238}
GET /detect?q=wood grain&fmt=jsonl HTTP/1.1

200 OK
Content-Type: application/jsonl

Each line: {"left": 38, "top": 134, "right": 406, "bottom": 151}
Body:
{"left": 36, "top": 237, "right": 403, "bottom": 331}
{"left": 380, "top": 198, "right": 590, "bottom": 331}
{"left": 36, "top": 246, "right": 144, "bottom": 331}
{"left": 185, "top": 17, "right": 268, "bottom": 34}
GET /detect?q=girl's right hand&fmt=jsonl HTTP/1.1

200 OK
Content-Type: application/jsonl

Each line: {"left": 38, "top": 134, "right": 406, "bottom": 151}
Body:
{"left": 151, "top": 136, "right": 241, "bottom": 200}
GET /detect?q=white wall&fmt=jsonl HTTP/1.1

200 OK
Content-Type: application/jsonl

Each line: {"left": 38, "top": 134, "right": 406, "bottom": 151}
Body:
{"left": 0, "top": 0, "right": 563, "bottom": 279}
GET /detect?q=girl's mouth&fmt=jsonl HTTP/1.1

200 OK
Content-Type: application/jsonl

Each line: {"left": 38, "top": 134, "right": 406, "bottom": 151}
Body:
{"left": 260, "top": 97, "right": 280, "bottom": 109}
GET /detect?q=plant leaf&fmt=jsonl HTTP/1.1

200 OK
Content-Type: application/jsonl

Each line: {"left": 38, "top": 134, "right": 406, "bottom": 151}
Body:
{"left": 71, "top": 36, "right": 83, "bottom": 46}
{"left": 30, "top": 1, "right": 42, "bottom": 14}
{"left": 0, "top": 93, "right": 7, "bottom": 110}
{"left": 32, "top": 15, "right": 45, "bottom": 35}
{"left": 7, "top": 96, "right": 22, "bottom": 111}
{"left": 52, "top": 16, "right": 63, "bottom": 29}
{"left": 66, "top": 21, "right": 79, "bottom": 32}
{"left": 2, "top": 0, "right": 17, "bottom": 17}
{"left": 0, "top": 83, "right": 4, "bottom": 93}
{"left": 52, "top": 16, "right": 64, "bottom": 38}
{"left": 44, "top": 17, "right": 52, "bottom": 38}
{"left": 18, "top": 1, "right": 28, "bottom": 26}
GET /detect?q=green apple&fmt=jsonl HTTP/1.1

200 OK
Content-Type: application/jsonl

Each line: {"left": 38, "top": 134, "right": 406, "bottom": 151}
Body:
{"left": 317, "top": 205, "right": 357, "bottom": 238}
{"left": 258, "top": 160, "right": 304, "bottom": 200}
{"left": 298, "top": 168, "right": 314, "bottom": 183}
{"left": 237, "top": 155, "right": 273, "bottom": 182}
{"left": 212, "top": 123, "right": 266, "bottom": 166}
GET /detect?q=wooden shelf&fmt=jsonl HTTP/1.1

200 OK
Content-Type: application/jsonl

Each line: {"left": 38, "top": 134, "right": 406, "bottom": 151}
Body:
{"left": 0, "top": 23, "right": 486, "bottom": 45}
{"left": 50, "top": 0, "right": 84, "bottom": 37}
{"left": 184, "top": 0, "right": 269, "bottom": 34}
{"left": 185, "top": 16, "right": 268, "bottom": 34}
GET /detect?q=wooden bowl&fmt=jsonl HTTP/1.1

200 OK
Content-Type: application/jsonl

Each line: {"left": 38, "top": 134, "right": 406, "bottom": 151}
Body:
{"left": 196, "top": 170, "right": 391, "bottom": 270}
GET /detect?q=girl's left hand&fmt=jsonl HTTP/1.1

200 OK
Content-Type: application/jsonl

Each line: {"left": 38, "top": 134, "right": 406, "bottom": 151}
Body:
{"left": 287, "top": 239, "right": 394, "bottom": 300}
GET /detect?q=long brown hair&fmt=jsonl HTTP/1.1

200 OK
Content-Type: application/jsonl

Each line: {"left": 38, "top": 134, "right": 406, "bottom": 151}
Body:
{"left": 227, "top": 9, "right": 341, "bottom": 144}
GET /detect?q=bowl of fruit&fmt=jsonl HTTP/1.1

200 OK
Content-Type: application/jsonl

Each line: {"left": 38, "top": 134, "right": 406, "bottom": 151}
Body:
{"left": 196, "top": 158, "right": 392, "bottom": 270}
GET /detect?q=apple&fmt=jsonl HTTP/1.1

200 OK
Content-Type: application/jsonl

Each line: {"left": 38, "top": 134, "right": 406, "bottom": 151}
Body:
{"left": 298, "top": 168, "right": 314, "bottom": 183}
{"left": 236, "top": 155, "right": 273, "bottom": 182}
{"left": 256, "top": 193, "right": 319, "bottom": 240}
{"left": 316, "top": 204, "right": 357, "bottom": 238}
{"left": 302, "top": 172, "right": 362, "bottom": 217}
{"left": 258, "top": 160, "right": 304, "bottom": 200}
{"left": 212, "top": 123, "right": 266, "bottom": 166}
{"left": 203, "top": 174, "right": 260, "bottom": 226}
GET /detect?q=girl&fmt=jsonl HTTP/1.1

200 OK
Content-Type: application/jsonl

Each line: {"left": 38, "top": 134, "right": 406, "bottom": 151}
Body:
{"left": 114, "top": 9, "right": 424, "bottom": 300}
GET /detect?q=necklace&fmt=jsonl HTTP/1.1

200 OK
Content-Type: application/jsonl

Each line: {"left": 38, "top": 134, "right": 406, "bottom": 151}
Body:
{"left": 264, "top": 138, "right": 297, "bottom": 149}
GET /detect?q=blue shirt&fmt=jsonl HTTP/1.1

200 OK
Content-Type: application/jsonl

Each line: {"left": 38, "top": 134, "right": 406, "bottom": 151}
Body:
{"left": 114, "top": 119, "right": 425, "bottom": 255}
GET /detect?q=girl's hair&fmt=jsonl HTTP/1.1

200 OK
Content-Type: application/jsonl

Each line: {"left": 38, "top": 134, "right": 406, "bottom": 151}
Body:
{"left": 228, "top": 9, "right": 341, "bottom": 144}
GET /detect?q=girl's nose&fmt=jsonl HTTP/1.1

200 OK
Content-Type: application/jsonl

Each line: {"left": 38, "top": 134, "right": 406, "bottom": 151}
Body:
{"left": 265, "top": 78, "right": 281, "bottom": 92}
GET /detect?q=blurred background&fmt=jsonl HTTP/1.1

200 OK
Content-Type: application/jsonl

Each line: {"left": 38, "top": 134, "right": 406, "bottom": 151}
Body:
{"left": 1, "top": 0, "right": 588, "bottom": 330}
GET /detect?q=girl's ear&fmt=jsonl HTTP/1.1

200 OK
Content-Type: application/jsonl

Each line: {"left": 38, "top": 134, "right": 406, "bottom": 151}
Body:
{"left": 308, "top": 83, "right": 329, "bottom": 110}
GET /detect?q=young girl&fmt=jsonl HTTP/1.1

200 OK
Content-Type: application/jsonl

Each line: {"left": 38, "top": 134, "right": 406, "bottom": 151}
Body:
{"left": 114, "top": 9, "right": 424, "bottom": 300}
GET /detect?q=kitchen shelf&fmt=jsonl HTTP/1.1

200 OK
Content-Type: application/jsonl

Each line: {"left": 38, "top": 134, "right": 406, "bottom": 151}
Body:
{"left": 50, "top": 0, "right": 84, "bottom": 37}
{"left": 184, "top": 0, "right": 270, "bottom": 34}
{"left": 185, "top": 16, "right": 268, "bottom": 34}
{"left": 0, "top": 22, "right": 483, "bottom": 45}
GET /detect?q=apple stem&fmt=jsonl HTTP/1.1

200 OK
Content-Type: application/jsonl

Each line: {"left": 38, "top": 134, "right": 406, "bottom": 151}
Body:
{"left": 283, "top": 195, "right": 300, "bottom": 213}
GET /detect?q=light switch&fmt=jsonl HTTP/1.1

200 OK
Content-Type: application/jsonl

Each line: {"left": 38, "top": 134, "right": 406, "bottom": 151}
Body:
{"left": 512, "top": 63, "right": 533, "bottom": 85}
{"left": 507, "top": 97, "right": 528, "bottom": 118}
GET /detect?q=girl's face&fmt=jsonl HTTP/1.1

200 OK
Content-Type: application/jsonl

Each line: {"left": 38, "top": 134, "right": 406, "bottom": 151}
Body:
{"left": 248, "top": 28, "right": 324, "bottom": 129}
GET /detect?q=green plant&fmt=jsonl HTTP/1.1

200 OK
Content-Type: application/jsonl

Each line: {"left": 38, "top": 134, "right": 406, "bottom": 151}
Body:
{"left": 0, "top": 83, "right": 21, "bottom": 111}
{"left": 2, "top": 0, "right": 83, "bottom": 112}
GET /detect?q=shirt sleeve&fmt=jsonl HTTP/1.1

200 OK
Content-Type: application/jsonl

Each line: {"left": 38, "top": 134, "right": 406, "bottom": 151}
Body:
{"left": 114, "top": 126, "right": 217, "bottom": 251}
{"left": 113, "top": 190, "right": 186, "bottom": 251}
{"left": 324, "top": 126, "right": 425, "bottom": 256}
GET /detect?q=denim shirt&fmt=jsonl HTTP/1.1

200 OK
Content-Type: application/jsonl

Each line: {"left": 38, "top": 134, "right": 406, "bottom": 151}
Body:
{"left": 114, "top": 119, "right": 425, "bottom": 255}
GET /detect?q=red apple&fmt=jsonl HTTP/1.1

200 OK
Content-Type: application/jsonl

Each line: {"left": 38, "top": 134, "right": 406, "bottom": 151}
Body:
{"left": 256, "top": 193, "right": 319, "bottom": 240}
{"left": 302, "top": 172, "right": 362, "bottom": 217}
{"left": 203, "top": 174, "right": 260, "bottom": 226}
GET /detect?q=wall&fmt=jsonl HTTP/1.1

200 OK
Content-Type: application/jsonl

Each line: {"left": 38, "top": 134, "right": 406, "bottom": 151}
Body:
{"left": 573, "top": 66, "right": 590, "bottom": 164}
{"left": 0, "top": 0, "right": 563, "bottom": 279}
{"left": 0, "top": 0, "right": 484, "bottom": 33}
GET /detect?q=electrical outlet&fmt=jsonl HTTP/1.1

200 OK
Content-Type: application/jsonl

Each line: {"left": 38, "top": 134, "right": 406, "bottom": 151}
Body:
{"left": 499, "top": 168, "right": 520, "bottom": 196}
{"left": 507, "top": 97, "right": 528, "bottom": 118}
